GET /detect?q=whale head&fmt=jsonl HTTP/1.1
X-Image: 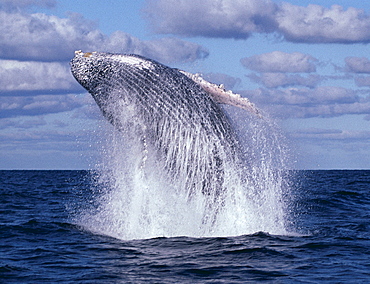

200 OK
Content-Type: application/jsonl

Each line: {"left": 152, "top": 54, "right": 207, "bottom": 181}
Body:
{"left": 71, "top": 50, "right": 158, "bottom": 93}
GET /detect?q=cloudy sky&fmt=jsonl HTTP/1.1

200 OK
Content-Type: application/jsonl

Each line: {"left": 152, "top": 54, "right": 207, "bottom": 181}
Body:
{"left": 1, "top": 0, "right": 369, "bottom": 169}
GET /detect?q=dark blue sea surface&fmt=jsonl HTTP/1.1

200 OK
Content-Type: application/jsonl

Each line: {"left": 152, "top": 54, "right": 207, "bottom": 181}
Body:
{"left": 1, "top": 170, "right": 369, "bottom": 283}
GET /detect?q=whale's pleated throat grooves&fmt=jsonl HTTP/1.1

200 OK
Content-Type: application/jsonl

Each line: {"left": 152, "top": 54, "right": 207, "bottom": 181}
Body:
{"left": 71, "top": 51, "right": 243, "bottom": 205}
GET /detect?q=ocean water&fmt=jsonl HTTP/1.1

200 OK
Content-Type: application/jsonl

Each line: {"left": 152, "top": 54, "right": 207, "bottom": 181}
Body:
{"left": 1, "top": 169, "right": 369, "bottom": 283}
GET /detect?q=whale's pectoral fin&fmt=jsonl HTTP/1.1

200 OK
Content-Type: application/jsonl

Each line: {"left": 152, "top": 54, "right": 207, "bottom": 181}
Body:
{"left": 179, "top": 70, "right": 262, "bottom": 118}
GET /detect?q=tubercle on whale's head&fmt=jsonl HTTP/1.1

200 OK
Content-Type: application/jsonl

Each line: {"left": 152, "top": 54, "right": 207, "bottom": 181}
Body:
{"left": 83, "top": 52, "right": 93, "bottom": 58}
{"left": 74, "top": 50, "right": 96, "bottom": 58}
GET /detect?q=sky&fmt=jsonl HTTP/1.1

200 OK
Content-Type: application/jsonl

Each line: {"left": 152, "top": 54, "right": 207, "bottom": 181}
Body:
{"left": 0, "top": 0, "right": 369, "bottom": 170}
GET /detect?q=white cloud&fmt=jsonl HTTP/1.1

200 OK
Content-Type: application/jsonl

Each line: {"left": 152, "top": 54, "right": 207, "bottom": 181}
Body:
{"left": 145, "top": 0, "right": 370, "bottom": 44}
{"left": 345, "top": 57, "right": 370, "bottom": 74}
{"left": 0, "top": 117, "right": 46, "bottom": 129}
{"left": 355, "top": 76, "right": 370, "bottom": 87}
{"left": 126, "top": 36, "right": 209, "bottom": 64}
{"left": 0, "top": 11, "right": 97, "bottom": 61}
{"left": 145, "top": 0, "right": 278, "bottom": 39}
{"left": 288, "top": 128, "right": 370, "bottom": 169}
{"left": 202, "top": 73, "right": 241, "bottom": 90}
{"left": 0, "top": 10, "right": 208, "bottom": 63}
{"left": 0, "top": 60, "right": 80, "bottom": 92}
{"left": 0, "top": 94, "right": 88, "bottom": 118}
{"left": 289, "top": 128, "right": 370, "bottom": 142}
{"left": 277, "top": 4, "right": 370, "bottom": 43}
{"left": 0, "top": 0, "right": 56, "bottom": 11}
{"left": 241, "top": 51, "right": 317, "bottom": 73}
{"left": 0, "top": 5, "right": 210, "bottom": 118}
{"left": 0, "top": 128, "right": 89, "bottom": 158}
{"left": 101, "top": 31, "right": 209, "bottom": 64}
{"left": 247, "top": 72, "right": 323, "bottom": 88}
{"left": 243, "top": 86, "right": 370, "bottom": 118}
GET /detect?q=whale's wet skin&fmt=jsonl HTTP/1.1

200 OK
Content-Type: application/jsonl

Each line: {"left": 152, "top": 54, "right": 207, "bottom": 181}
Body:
{"left": 71, "top": 51, "right": 291, "bottom": 239}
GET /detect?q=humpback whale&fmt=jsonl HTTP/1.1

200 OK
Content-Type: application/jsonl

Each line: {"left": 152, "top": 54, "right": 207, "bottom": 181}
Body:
{"left": 70, "top": 51, "right": 259, "bottom": 205}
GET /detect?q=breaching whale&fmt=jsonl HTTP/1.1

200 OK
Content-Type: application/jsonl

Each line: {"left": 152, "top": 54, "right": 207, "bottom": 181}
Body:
{"left": 70, "top": 51, "right": 259, "bottom": 203}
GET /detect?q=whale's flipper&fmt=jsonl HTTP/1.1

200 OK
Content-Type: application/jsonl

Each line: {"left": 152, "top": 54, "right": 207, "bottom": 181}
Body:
{"left": 179, "top": 70, "right": 262, "bottom": 118}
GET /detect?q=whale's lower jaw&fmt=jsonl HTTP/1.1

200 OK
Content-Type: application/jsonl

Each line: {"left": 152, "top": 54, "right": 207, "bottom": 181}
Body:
{"left": 70, "top": 52, "right": 242, "bottom": 204}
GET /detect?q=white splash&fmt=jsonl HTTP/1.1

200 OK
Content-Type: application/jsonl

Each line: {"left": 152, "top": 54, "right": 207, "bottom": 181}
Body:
{"left": 77, "top": 101, "right": 293, "bottom": 240}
